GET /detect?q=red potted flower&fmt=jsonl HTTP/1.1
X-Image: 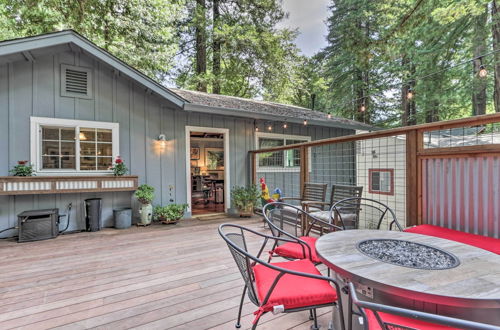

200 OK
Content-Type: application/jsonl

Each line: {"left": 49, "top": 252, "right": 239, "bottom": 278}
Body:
{"left": 110, "top": 156, "right": 128, "bottom": 176}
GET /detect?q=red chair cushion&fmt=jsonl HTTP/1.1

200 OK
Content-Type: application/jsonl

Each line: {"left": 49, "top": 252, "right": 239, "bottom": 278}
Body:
{"left": 404, "top": 224, "right": 500, "bottom": 255}
{"left": 273, "top": 236, "right": 321, "bottom": 263}
{"left": 253, "top": 259, "right": 337, "bottom": 312}
{"left": 365, "top": 309, "right": 459, "bottom": 330}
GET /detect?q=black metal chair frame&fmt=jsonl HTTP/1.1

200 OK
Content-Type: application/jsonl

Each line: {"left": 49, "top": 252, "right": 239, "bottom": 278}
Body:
{"left": 329, "top": 197, "right": 403, "bottom": 231}
{"left": 219, "top": 223, "right": 346, "bottom": 330}
{"left": 262, "top": 202, "right": 343, "bottom": 263}
{"left": 347, "top": 282, "right": 499, "bottom": 330}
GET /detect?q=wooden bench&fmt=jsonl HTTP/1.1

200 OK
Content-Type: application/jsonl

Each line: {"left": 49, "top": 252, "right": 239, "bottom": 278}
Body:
{"left": 404, "top": 224, "right": 500, "bottom": 255}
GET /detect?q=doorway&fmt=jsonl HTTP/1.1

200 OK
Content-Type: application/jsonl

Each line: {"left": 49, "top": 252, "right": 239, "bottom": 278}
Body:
{"left": 185, "top": 126, "right": 230, "bottom": 215}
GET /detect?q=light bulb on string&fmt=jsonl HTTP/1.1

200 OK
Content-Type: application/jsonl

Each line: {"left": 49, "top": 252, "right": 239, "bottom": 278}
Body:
{"left": 478, "top": 65, "right": 488, "bottom": 78}
{"left": 267, "top": 124, "right": 272, "bottom": 131}
{"left": 360, "top": 104, "right": 366, "bottom": 112}
{"left": 406, "top": 88, "right": 414, "bottom": 100}
{"left": 327, "top": 113, "right": 332, "bottom": 119}
{"left": 303, "top": 119, "right": 308, "bottom": 126}
{"left": 283, "top": 122, "right": 288, "bottom": 129}
{"left": 255, "top": 126, "right": 259, "bottom": 132}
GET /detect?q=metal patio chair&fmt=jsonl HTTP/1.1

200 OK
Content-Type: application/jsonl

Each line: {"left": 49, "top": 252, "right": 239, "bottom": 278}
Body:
{"left": 263, "top": 202, "right": 342, "bottom": 264}
{"left": 348, "top": 282, "right": 498, "bottom": 330}
{"left": 219, "top": 223, "right": 345, "bottom": 330}
{"left": 330, "top": 197, "right": 403, "bottom": 231}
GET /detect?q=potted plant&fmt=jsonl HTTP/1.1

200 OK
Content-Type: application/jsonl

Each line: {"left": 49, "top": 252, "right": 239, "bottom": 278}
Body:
{"left": 109, "top": 156, "right": 128, "bottom": 176}
{"left": 135, "top": 184, "right": 155, "bottom": 225}
{"left": 154, "top": 204, "right": 188, "bottom": 224}
{"left": 10, "top": 160, "right": 35, "bottom": 176}
{"left": 231, "top": 185, "right": 260, "bottom": 217}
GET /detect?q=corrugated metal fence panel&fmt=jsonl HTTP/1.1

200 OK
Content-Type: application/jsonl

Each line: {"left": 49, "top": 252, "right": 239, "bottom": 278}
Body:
{"left": 422, "top": 156, "right": 500, "bottom": 238}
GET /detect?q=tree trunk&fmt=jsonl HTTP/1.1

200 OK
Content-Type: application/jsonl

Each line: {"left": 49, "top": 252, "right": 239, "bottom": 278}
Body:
{"left": 472, "top": 7, "right": 488, "bottom": 116}
{"left": 195, "top": 0, "right": 207, "bottom": 92}
{"left": 492, "top": 1, "right": 500, "bottom": 112}
{"left": 212, "top": 0, "right": 221, "bottom": 94}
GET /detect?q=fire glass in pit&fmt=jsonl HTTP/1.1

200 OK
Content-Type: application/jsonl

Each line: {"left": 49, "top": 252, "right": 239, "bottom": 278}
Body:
{"left": 356, "top": 239, "right": 460, "bottom": 270}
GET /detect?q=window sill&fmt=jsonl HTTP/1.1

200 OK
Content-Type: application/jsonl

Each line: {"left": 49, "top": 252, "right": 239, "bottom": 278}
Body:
{"left": 0, "top": 175, "right": 138, "bottom": 195}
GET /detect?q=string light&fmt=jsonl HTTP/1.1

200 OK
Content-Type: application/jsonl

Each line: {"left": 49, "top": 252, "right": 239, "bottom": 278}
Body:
{"left": 267, "top": 124, "right": 272, "bottom": 131}
{"left": 255, "top": 126, "right": 259, "bottom": 132}
{"left": 327, "top": 113, "right": 332, "bottom": 119}
{"left": 406, "top": 88, "right": 415, "bottom": 100}
{"left": 360, "top": 103, "right": 366, "bottom": 112}
{"left": 283, "top": 122, "right": 288, "bottom": 129}
{"left": 303, "top": 119, "right": 308, "bottom": 126}
{"left": 254, "top": 120, "right": 259, "bottom": 132}
{"left": 478, "top": 65, "right": 488, "bottom": 78}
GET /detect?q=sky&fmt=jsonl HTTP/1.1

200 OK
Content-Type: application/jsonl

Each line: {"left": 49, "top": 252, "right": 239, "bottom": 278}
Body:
{"left": 279, "top": 0, "right": 330, "bottom": 57}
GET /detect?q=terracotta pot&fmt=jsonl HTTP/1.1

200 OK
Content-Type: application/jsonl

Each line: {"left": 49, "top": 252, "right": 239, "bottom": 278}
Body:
{"left": 238, "top": 204, "right": 254, "bottom": 217}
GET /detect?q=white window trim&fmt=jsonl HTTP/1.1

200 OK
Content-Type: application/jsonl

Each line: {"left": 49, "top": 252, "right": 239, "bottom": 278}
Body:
{"left": 255, "top": 132, "right": 311, "bottom": 173}
{"left": 30, "top": 116, "right": 119, "bottom": 176}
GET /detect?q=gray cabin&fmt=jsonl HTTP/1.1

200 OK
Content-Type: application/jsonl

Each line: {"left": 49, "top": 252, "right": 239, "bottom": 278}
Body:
{"left": 0, "top": 30, "right": 369, "bottom": 237}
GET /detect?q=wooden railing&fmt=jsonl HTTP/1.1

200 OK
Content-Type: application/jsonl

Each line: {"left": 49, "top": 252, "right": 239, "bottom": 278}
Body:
{"left": 0, "top": 175, "right": 138, "bottom": 195}
{"left": 250, "top": 113, "right": 500, "bottom": 237}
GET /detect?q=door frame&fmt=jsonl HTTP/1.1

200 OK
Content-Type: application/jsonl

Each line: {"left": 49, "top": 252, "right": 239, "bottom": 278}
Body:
{"left": 185, "top": 126, "right": 230, "bottom": 213}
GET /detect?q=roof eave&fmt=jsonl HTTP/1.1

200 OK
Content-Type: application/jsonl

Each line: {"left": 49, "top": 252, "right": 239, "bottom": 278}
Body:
{"left": 183, "top": 103, "right": 375, "bottom": 131}
{"left": 0, "top": 30, "right": 186, "bottom": 108}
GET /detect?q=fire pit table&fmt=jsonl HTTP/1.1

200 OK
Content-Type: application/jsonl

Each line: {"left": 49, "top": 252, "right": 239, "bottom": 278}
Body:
{"left": 316, "top": 230, "right": 500, "bottom": 328}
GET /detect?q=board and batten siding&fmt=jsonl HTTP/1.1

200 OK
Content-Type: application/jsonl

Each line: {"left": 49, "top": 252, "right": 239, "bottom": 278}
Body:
{"left": 0, "top": 48, "right": 352, "bottom": 237}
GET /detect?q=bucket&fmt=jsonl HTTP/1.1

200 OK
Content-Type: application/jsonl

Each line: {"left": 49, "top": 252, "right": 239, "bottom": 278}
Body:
{"left": 113, "top": 208, "right": 132, "bottom": 229}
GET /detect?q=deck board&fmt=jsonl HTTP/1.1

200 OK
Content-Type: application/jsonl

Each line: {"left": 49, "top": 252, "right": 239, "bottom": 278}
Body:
{"left": 0, "top": 217, "right": 332, "bottom": 329}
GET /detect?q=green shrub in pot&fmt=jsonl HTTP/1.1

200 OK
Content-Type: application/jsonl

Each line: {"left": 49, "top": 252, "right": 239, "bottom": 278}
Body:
{"left": 135, "top": 184, "right": 155, "bottom": 225}
{"left": 231, "top": 185, "right": 260, "bottom": 217}
{"left": 154, "top": 204, "right": 188, "bottom": 224}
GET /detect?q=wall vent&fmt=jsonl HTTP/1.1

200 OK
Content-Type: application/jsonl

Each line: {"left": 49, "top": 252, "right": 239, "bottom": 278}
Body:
{"left": 61, "top": 64, "right": 92, "bottom": 99}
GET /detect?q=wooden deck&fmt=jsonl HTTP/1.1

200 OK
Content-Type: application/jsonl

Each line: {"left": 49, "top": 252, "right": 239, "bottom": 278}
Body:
{"left": 0, "top": 217, "right": 332, "bottom": 329}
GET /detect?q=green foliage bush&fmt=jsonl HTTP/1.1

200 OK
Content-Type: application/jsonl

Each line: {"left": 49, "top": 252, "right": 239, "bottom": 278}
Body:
{"left": 10, "top": 161, "right": 34, "bottom": 176}
{"left": 231, "top": 185, "right": 260, "bottom": 211}
{"left": 135, "top": 184, "right": 155, "bottom": 204}
{"left": 154, "top": 204, "right": 188, "bottom": 221}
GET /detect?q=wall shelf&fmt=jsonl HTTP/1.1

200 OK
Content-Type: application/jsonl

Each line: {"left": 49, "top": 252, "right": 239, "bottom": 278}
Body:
{"left": 0, "top": 176, "right": 138, "bottom": 195}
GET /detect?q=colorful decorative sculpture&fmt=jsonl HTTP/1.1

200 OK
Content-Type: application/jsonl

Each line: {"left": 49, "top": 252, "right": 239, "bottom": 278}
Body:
{"left": 260, "top": 177, "right": 281, "bottom": 209}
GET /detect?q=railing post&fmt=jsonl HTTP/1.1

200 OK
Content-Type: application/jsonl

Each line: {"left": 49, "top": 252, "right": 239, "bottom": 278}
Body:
{"left": 300, "top": 146, "right": 310, "bottom": 196}
{"left": 406, "top": 130, "right": 421, "bottom": 226}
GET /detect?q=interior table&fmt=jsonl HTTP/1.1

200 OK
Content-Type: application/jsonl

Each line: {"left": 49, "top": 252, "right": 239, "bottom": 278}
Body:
{"left": 316, "top": 230, "right": 500, "bottom": 327}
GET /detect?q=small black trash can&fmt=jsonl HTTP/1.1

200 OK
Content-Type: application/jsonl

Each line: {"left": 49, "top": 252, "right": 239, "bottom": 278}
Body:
{"left": 85, "top": 198, "right": 102, "bottom": 232}
{"left": 113, "top": 208, "right": 132, "bottom": 229}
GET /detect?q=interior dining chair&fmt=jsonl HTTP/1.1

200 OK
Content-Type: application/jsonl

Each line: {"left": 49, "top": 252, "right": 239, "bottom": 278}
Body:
{"left": 219, "top": 223, "right": 345, "bottom": 330}
{"left": 347, "top": 282, "right": 498, "bottom": 330}
{"left": 330, "top": 197, "right": 403, "bottom": 231}
{"left": 263, "top": 202, "right": 343, "bottom": 264}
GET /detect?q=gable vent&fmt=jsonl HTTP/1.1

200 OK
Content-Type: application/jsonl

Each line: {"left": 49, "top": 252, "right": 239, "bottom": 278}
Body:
{"left": 61, "top": 64, "right": 92, "bottom": 99}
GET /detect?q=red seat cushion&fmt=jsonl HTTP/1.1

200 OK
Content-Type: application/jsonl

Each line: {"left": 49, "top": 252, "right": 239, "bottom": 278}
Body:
{"left": 365, "top": 309, "right": 459, "bottom": 330}
{"left": 404, "top": 225, "right": 500, "bottom": 255}
{"left": 273, "top": 236, "right": 321, "bottom": 263}
{"left": 253, "top": 259, "right": 337, "bottom": 312}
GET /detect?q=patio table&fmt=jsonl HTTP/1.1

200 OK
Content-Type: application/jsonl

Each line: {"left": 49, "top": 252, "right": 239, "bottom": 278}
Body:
{"left": 316, "top": 230, "right": 500, "bottom": 328}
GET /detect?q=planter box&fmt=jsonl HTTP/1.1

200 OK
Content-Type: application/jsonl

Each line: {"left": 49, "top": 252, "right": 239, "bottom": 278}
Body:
{"left": 0, "top": 176, "right": 138, "bottom": 195}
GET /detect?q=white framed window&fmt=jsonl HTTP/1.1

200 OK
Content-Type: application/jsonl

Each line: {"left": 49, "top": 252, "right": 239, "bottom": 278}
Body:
{"left": 369, "top": 169, "right": 394, "bottom": 195}
{"left": 30, "top": 117, "right": 119, "bottom": 175}
{"left": 255, "top": 132, "right": 311, "bottom": 172}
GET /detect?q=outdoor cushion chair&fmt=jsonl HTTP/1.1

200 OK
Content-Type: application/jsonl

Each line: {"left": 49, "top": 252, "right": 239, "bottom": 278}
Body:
{"left": 281, "top": 182, "right": 328, "bottom": 211}
{"left": 330, "top": 197, "right": 403, "bottom": 231}
{"left": 263, "top": 202, "right": 342, "bottom": 264}
{"left": 307, "top": 184, "right": 364, "bottom": 223}
{"left": 218, "top": 223, "right": 345, "bottom": 330}
{"left": 405, "top": 224, "right": 500, "bottom": 255}
{"left": 347, "top": 282, "right": 498, "bottom": 330}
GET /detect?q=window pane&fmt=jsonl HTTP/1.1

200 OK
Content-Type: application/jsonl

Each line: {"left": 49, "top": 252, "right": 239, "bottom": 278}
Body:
{"left": 79, "top": 128, "right": 95, "bottom": 142}
{"left": 42, "top": 141, "right": 60, "bottom": 156}
{"left": 61, "top": 128, "right": 75, "bottom": 141}
{"left": 97, "top": 157, "right": 113, "bottom": 170}
{"left": 97, "top": 129, "right": 112, "bottom": 142}
{"left": 285, "top": 139, "right": 307, "bottom": 146}
{"left": 285, "top": 149, "right": 300, "bottom": 167}
{"left": 80, "top": 142, "right": 96, "bottom": 156}
{"left": 42, "top": 156, "right": 59, "bottom": 169}
{"left": 61, "top": 142, "right": 75, "bottom": 156}
{"left": 61, "top": 156, "right": 76, "bottom": 169}
{"left": 97, "top": 143, "right": 112, "bottom": 156}
{"left": 380, "top": 172, "right": 391, "bottom": 192}
{"left": 258, "top": 138, "right": 284, "bottom": 167}
{"left": 371, "top": 172, "right": 380, "bottom": 191}
{"left": 42, "top": 127, "right": 59, "bottom": 140}
{"left": 80, "top": 157, "right": 96, "bottom": 170}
